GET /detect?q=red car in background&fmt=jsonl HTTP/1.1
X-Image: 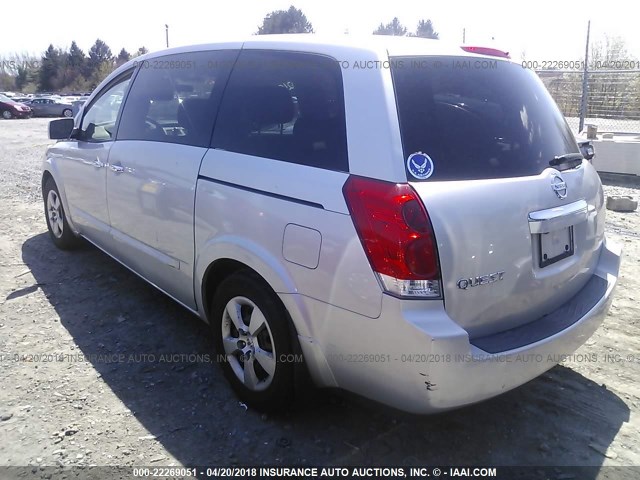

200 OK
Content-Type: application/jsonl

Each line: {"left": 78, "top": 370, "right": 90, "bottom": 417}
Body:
{"left": 0, "top": 94, "right": 33, "bottom": 119}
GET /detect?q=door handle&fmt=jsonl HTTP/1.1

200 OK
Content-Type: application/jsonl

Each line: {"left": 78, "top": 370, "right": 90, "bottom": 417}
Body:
{"left": 528, "top": 199, "right": 588, "bottom": 234}
{"left": 92, "top": 158, "right": 104, "bottom": 168}
{"left": 110, "top": 164, "right": 125, "bottom": 174}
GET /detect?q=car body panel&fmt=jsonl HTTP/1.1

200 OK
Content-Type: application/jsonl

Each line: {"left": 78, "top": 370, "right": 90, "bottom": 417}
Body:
{"left": 294, "top": 237, "right": 620, "bottom": 413}
{"left": 412, "top": 162, "right": 605, "bottom": 338}
{"left": 46, "top": 139, "right": 113, "bottom": 247}
{"left": 195, "top": 149, "right": 383, "bottom": 320}
{"left": 106, "top": 140, "right": 205, "bottom": 309}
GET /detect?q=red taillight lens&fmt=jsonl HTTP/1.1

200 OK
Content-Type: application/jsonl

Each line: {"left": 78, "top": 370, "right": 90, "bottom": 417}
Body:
{"left": 343, "top": 176, "right": 441, "bottom": 298}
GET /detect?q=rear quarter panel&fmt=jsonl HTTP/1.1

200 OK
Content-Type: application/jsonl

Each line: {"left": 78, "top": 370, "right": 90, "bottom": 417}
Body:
{"left": 194, "top": 149, "right": 384, "bottom": 335}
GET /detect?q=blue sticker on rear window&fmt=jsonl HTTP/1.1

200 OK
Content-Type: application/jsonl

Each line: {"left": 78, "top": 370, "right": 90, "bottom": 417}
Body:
{"left": 407, "top": 152, "right": 434, "bottom": 180}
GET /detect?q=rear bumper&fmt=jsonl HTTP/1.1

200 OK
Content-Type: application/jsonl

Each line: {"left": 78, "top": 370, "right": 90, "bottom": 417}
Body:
{"left": 295, "top": 236, "right": 621, "bottom": 414}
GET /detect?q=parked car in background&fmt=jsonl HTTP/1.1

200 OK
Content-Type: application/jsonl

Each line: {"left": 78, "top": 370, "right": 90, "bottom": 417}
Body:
{"left": 29, "top": 98, "right": 74, "bottom": 117}
{"left": 11, "top": 97, "right": 32, "bottom": 105}
{"left": 71, "top": 99, "right": 87, "bottom": 117}
{"left": 0, "top": 94, "right": 32, "bottom": 119}
{"left": 43, "top": 35, "right": 621, "bottom": 414}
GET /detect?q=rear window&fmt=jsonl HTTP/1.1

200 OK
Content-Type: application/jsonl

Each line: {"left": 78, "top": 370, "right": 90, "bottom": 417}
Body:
{"left": 391, "top": 56, "right": 579, "bottom": 181}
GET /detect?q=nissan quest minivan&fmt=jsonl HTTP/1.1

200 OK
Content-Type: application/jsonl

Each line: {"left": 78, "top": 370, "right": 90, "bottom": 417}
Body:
{"left": 42, "top": 35, "right": 621, "bottom": 413}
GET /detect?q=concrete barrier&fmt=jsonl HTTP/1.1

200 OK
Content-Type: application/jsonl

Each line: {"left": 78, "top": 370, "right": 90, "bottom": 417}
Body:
{"left": 591, "top": 136, "right": 640, "bottom": 176}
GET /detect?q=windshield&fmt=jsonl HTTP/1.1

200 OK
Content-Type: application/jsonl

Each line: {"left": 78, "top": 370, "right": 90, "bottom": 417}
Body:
{"left": 0, "top": 94, "right": 15, "bottom": 103}
{"left": 391, "top": 56, "right": 579, "bottom": 181}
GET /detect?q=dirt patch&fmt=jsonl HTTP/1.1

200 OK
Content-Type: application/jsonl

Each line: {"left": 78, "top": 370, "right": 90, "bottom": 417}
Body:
{"left": 0, "top": 118, "right": 638, "bottom": 477}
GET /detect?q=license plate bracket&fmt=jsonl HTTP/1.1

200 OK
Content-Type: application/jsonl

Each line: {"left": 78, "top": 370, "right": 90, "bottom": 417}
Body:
{"left": 539, "top": 226, "right": 574, "bottom": 268}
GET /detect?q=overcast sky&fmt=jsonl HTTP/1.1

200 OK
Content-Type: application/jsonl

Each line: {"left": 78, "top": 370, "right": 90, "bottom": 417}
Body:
{"left": 1, "top": 0, "right": 639, "bottom": 60}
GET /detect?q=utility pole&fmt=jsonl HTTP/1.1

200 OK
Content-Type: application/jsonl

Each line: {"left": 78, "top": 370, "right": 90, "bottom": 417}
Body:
{"left": 165, "top": 24, "right": 169, "bottom": 48}
{"left": 579, "top": 20, "right": 591, "bottom": 133}
{"left": 462, "top": 28, "right": 466, "bottom": 43}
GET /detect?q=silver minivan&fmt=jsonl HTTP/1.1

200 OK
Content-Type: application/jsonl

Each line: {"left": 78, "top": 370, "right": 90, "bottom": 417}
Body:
{"left": 43, "top": 35, "right": 621, "bottom": 413}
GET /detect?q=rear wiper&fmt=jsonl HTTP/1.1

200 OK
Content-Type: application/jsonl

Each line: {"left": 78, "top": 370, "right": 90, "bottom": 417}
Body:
{"left": 549, "top": 153, "right": 584, "bottom": 171}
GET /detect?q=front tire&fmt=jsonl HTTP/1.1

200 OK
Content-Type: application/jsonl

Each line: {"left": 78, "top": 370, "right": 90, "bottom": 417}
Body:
{"left": 211, "top": 271, "right": 295, "bottom": 411}
{"left": 1, "top": 110, "right": 12, "bottom": 119}
{"left": 62, "top": 109, "right": 73, "bottom": 118}
{"left": 43, "top": 177, "right": 80, "bottom": 250}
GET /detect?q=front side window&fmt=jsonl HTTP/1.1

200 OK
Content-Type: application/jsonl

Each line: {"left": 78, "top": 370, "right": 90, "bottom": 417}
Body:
{"left": 117, "top": 51, "right": 237, "bottom": 147}
{"left": 79, "top": 72, "right": 132, "bottom": 142}
{"left": 212, "top": 50, "right": 348, "bottom": 172}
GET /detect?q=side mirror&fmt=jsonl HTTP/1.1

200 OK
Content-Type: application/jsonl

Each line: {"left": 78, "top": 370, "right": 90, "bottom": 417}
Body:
{"left": 49, "top": 118, "right": 75, "bottom": 140}
{"left": 577, "top": 140, "right": 595, "bottom": 161}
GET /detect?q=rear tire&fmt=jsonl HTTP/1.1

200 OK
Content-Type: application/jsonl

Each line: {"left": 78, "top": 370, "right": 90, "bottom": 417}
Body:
{"left": 210, "top": 271, "right": 295, "bottom": 411}
{"left": 43, "top": 177, "right": 81, "bottom": 250}
{"left": 62, "top": 109, "right": 73, "bottom": 118}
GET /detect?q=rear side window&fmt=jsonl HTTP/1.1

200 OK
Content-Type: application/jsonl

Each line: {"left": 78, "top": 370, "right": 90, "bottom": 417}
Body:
{"left": 391, "top": 57, "right": 579, "bottom": 181}
{"left": 117, "top": 50, "right": 237, "bottom": 147}
{"left": 212, "top": 50, "right": 348, "bottom": 172}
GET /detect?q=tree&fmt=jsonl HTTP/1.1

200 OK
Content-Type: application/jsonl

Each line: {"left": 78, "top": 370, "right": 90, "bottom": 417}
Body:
{"left": 413, "top": 19, "right": 439, "bottom": 39}
{"left": 67, "top": 41, "right": 85, "bottom": 68}
{"left": 587, "top": 35, "right": 638, "bottom": 119}
{"left": 373, "top": 17, "right": 407, "bottom": 36}
{"left": 134, "top": 46, "right": 149, "bottom": 58}
{"left": 3, "top": 40, "right": 136, "bottom": 93}
{"left": 0, "top": 73, "right": 14, "bottom": 91}
{"left": 57, "top": 41, "right": 86, "bottom": 91}
{"left": 65, "top": 74, "right": 91, "bottom": 93}
{"left": 15, "top": 67, "right": 28, "bottom": 90}
{"left": 88, "top": 61, "right": 114, "bottom": 89}
{"left": 38, "top": 44, "right": 63, "bottom": 92}
{"left": 86, "top": 39, "right": 113, "bottom": 78}
{"left": 116, "top": 48, "right": 132, "bottom": 66}
{"left": 88, "top": 39, "right": 113, "bottom": 64}
{"left": 0, "top": 52, "right": 38, "bottom": 91}
{"left": 256, "top": 6, "right": 313, "bottom": 34}
{"left": 537, "top": 35, "right": 640, "bottom": 124}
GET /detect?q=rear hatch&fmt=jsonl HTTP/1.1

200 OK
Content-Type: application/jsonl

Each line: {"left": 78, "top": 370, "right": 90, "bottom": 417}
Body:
{"left": 391, "top": 56, "right": 606, "bottom": 338}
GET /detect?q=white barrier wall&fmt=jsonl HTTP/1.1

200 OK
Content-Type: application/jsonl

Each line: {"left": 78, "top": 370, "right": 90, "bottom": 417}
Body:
{"left": 592, "top": 137, "right": 640, "bottom": 176}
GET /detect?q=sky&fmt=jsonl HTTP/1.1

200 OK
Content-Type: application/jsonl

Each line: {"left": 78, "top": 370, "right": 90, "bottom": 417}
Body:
{"left": 1, "top": 0, "right": 639, "bottom": 61}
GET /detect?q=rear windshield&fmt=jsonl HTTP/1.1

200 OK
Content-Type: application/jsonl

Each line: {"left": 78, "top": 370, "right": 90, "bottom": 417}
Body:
{"left": 391, "top": 56, "right": 579, "bottom": 181}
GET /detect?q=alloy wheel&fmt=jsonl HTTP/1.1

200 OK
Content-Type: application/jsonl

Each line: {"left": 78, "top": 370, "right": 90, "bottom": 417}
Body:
{"left": 221, "top": 296, "right": 276, "bottom": 391}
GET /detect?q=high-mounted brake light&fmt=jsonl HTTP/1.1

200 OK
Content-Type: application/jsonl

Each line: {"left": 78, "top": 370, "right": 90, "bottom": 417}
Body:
{"left": 343, "top": 176, "right": 441, "bottom": 299}
{"left": 460, "top": 46, "right": 510, "bottom": 58}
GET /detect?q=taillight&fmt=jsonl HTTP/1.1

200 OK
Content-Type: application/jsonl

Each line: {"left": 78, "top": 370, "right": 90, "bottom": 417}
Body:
{"left": 342, "top": 176, "right": 441, "bottom": 299}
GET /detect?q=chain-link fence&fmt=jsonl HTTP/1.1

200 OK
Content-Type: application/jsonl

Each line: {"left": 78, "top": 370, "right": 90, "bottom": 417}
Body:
{"left": 531, "top": 21, "right": 640, "bottom": 135}
{"left": 537, "top": 68, "right": 640, "bottom": 134}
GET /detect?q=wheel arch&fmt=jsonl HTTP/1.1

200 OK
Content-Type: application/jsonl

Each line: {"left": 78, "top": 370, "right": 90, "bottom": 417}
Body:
{"left": 195, "top": 236, "right": 314, "bottom": 342}
{"left": 200, "top": 258, "right": 250, "bottom": 323}
{"left": 198, "top": 252, "right": 315, "bottom": 393}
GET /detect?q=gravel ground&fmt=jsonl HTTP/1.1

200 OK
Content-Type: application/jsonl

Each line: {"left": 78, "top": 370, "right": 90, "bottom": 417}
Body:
{"left": 0, "top": 118, "right": 639, "bottom": 478}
